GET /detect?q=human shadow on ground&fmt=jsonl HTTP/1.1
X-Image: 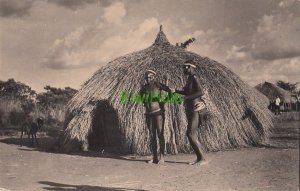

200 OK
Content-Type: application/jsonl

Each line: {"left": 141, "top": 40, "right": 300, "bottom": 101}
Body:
{"left": 164, "top": 160, "right": 188, "bottom": 165}
{"left": 0, "top": 136, "right": 150, "bottom": 163}
{"left": 39, "top": 181, "right": 148, "bottom": 191}
{"left": 0, "top": 136, "right": 189, "bottom": 164}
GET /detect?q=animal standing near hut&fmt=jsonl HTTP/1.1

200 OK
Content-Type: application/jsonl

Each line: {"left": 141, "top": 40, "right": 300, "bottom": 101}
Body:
{"left": 20, "top": 117, "right": 44, "bottom": 147}
{"left": 58, "top": 26, "right": 273, "bottom": 154}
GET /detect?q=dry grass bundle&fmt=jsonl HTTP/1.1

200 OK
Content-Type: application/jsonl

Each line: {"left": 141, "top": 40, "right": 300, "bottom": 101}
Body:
{"left": 59, "top": 27, "right": 274, "bottom": 154}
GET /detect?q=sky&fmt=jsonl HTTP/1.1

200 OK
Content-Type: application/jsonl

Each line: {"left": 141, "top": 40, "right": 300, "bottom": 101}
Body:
{"left": 0, "top": 0, "right": 299, "bottom": 92}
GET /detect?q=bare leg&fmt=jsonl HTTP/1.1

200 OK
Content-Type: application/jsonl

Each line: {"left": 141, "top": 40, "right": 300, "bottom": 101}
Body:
{"left": 27, "top": 133, "right": 31, "bottom": 146}
{"left": 34, "top": 134, "right": 39, "bottom": 146}
{"left": 151, "top": 124, "right": 158, "bottom": 163}
{"left": 186, "top": 111, "right": 205, "bottom": 165}
{"left": 187, "top": 132, "right": 206, "bottom": 165}
{"left": 146, "top": 117, "right": 153, "bottom": 164}
{"left": 158, "top": 153, "right": 165, "bottom": 164}
{"left": 147, "top": 116, "right": 158, "bottom": 164}
{"left": 20, "top": 128, "right": 23, "bottom": 147}
{"left": 31, "top": 134, "right": 34, "bottom": 146}
{"left": 155, "top": 115, "right": 165, "bottom": 164}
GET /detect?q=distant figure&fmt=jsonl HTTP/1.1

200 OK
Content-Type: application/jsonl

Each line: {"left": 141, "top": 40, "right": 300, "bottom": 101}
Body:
{"left": 175, "top": 60, "right": 207, "bottom": 165}
{"left": 275, "top": 96, "right": 281, "bottom": 115}
{"left": 140, "top": 70, "right": 171, "bottom": 164}
{"left": 20, "top": 117, "right": 44, "bottom": 147}
{"left": 268, "top": 100, "right": 276, "bottom": 112}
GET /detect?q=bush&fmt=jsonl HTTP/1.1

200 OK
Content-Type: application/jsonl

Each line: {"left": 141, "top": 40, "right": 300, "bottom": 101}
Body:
{"left": 0, "top": 108, "right": 4, "bottom": 127}
{"left": 8, "top": 110, "right": 26, "bottom": 126}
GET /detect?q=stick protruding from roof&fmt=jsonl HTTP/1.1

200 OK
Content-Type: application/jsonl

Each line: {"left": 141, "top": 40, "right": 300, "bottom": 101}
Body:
{"left": 153, "top": 25, "right": 171, "bottom": 46}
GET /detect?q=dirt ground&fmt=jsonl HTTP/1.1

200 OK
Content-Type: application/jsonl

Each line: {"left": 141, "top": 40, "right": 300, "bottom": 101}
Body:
{"left": 0, "top": 120, "right": 299, "bottom": 191}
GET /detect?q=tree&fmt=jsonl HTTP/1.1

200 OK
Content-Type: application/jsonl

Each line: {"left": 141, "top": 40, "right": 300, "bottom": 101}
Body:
{"left": 36, "top": 86, "right": 78, "bottom": 125}
{"left": 276, "top": 80, "right": 298, "bottom": 93}
{"left": 0, "top": 78, "right": 36, "bottom": 100}
{"left": 36, "top": 86, "right": 77, "bottom": 107}
{"left": 0, "top": 79, "right": 37, "bottom": 125}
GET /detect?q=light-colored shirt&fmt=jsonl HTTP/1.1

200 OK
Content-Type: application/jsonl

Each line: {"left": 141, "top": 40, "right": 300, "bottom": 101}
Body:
{"left": 275, "top": 97, "right": 281, "bottom": 106}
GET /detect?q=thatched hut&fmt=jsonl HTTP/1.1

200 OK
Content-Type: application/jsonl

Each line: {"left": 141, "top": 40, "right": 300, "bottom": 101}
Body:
{"left": 255, "top": 82, "right": 297, "bottom": 111}
{"left": 59, "top": 26, "right": 273, "bottom": 154}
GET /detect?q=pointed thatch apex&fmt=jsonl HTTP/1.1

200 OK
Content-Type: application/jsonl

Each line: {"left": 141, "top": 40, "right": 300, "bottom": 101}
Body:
{"left": 153, "top": 25, "right": 171, "bottom": 46}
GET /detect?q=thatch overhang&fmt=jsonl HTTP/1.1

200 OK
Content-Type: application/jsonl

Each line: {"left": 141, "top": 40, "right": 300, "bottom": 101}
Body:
{"left": 59, "top": 26, "right": 274, "bottom": 154}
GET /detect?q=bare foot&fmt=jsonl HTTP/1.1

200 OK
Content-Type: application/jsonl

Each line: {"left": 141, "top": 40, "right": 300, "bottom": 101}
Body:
{"left": 188, "top": 159, "right": 208, "bottom": 166}
{"left": 157, "top": 158, "right": 165, "bottom": 164}
{"left": 188, "top": 159, "right": 200, "bottom": 165}
{"left": 147, "top": 159, "right": 153, "bottom": 163}
{"left": 147, "top": 159, "right": 158, "bottom": 164}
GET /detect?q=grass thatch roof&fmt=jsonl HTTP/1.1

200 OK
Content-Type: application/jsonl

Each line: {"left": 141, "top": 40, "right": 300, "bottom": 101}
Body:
{"left": 255, "top": 82, "right": 296, "bottom": 103}
{"left": 59, "top": 27, "right": 273, "bottom": 154}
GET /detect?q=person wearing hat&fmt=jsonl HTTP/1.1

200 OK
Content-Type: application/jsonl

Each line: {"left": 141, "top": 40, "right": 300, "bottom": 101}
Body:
{"left": 140, "top": 69, "right": 172, "bottom": 164}
{"left": 175, "top": 60, "right": 207, "bottom": 165}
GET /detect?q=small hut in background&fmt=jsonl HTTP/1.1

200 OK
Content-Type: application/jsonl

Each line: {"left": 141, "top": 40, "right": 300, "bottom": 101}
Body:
{"left": 58, "top": 26, "right": 273, "bottom": 154}
{"left": 255, "top": 82, "right": 298, "bottom": 111}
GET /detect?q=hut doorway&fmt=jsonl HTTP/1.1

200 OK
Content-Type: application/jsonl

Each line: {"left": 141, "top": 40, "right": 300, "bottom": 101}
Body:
{"left": 88, "top": 101, "right": 122, "bottom": 152}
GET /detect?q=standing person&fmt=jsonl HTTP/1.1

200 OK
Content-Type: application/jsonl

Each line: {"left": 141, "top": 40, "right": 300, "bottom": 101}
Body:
{"left": 275, "top": 96, "right": 281, "bottom": 115}
{"left": 175, "top": 60, "right": 207, "bottom": 165}
{"left": 140, "top": 70, "right": 171, "bottom": 164}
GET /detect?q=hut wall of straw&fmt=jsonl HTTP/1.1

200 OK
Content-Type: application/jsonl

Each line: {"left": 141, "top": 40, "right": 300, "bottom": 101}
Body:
{"left": 59, "top": 29, "right": 273, "bottom": 154}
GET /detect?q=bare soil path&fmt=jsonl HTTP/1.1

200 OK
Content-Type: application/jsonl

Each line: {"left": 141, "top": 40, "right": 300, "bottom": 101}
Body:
{"left": 0, "top": 120, "right": 299, "bottom": 191}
